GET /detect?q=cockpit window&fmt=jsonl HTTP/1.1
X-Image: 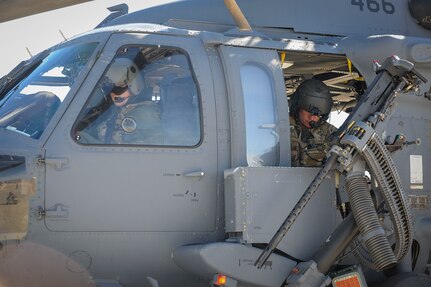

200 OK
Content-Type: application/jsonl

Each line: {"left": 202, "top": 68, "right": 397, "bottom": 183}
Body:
{"left": 73, "top": 45, "right": 201, "bottom": 147}
{"left": 0, "top": 42, "right": 98, "bottom": 139}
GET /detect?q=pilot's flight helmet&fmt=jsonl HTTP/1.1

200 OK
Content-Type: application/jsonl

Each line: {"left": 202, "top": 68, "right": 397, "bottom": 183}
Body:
{"left": 290, "top": 79, "right": 332, "bottom": 125}
{"left": 104, "top": 58, "right": 144, "bottom": 95}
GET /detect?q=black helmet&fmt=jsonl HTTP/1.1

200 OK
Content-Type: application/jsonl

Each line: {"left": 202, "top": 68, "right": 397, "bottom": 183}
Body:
{"left": 290, "top": 79, "right": 332, "bottom": 127}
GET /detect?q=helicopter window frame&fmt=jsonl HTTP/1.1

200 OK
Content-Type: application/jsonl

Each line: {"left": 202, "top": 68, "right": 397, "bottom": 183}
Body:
{"left": 72, "top": 44, "right": 203, "bottom": 148}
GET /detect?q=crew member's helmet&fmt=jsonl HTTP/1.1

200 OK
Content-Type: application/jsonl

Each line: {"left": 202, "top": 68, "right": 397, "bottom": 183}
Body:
{"left": 290, "top": 79, "right": 332, "bottom": 127}
{"left": 104, "top": 58, "right": 144, "bottom": 95}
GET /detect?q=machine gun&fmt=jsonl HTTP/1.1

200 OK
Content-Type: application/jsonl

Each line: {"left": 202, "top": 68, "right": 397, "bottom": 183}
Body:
{"left": 255, "top": 55, "right": 427, "bottom": 284}
{"left": 334, "top": 55, "right": 427, "bottom": 141}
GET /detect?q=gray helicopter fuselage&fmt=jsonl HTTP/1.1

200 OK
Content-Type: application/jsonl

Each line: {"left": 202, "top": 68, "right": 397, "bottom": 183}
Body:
{"left": 1, "top": 1, "right": 431, "bottom": 286}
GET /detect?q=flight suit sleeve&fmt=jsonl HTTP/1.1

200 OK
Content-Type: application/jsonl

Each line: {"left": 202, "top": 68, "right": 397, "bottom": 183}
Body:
{"left": 290, "top": 116, "right": 302, "bottom": 167}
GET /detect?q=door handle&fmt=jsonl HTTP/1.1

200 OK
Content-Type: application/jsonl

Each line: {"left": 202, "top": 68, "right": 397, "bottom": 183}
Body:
{"left": 38, "top": 204, "right": 69, "bottom": 219}
{"left": 259, "top": 123, "right": 276, "bottom": 129}
{"left": 183, "top": 170, "right": 205, "bottom": 179}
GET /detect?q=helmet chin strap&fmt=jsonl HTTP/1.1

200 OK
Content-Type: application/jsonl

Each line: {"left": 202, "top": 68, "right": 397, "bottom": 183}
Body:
{"left": 309, "top": 120, "right": 319, "bottom": 129}
{"left": 309, "top": 117, "right": 328, "bottom": 128}
{"left": 309, "top": 113, "right": 329, "bottom": 129}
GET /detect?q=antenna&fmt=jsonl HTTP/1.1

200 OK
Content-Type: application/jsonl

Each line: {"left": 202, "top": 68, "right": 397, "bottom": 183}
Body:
{"left": 59, "top": 29, "right": 67, "bottom": 41}
{"left": 25, "top": 47, "right": 33, "bottom": 57}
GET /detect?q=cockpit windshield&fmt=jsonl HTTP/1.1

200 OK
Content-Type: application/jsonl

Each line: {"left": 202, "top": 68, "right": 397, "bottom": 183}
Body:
{"left": 0, "top": 42, "right": 98, "bottom": 139}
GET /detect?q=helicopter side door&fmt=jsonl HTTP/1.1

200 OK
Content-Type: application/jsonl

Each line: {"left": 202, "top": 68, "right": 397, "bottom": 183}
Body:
{"left": 42, "top": 33, "right": 218, "bottom": 232}
{"left": 219, "top": 45, "right": 290, "bottom": 167}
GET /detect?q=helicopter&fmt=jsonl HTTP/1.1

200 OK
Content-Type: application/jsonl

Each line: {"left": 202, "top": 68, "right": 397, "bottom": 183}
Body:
{"left": 0, "top": 0, "right": 431, "bottom": 286}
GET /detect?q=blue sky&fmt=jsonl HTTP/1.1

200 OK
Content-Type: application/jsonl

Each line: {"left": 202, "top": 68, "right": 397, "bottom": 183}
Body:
{"left": 0, "top": 0, "right": 179, "bottom": 77}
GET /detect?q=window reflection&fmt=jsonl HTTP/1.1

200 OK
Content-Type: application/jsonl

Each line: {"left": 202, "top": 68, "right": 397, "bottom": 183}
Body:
{"left": 241, "top": 63, "right": 278, "bottom": 166}
{"left": 0, "top": 42, "right": 98, "bottom": 139}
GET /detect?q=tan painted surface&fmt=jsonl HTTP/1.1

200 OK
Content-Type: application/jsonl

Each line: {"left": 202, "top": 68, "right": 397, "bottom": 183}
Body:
{"left": 0, "top": 0, "right": 92, "bottom": 23}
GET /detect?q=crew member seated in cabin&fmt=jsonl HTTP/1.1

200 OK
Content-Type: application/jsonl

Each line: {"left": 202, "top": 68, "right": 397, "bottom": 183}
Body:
{"left": 95, "top": 57, "right": 162, "bottom": 145}
{"left": 289, "top": 79, "right": 336, "bottom": 167}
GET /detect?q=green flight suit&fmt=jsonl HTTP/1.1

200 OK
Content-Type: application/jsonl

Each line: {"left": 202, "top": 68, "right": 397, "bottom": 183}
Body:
{"left": 290, "top": 115, "right": 337, "bottom": 167}
{"left": 98, "top": 101, "right": 162, "bottom": 145}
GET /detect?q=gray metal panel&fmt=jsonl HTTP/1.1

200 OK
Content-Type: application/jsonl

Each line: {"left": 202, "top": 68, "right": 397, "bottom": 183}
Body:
{"left": 225, "top": 167, "right": 342, "bottom": 260}
{"left": 386, "top": 94, "right": 431, "bottom": 272}
{"left": 285, "top": 0, "right": 410, "bottom": 36}
{"left": 390, "top": 110, "right": 431, "bottom": 194}
{"left": 43, "top": 32, "right": 219, "bottom": 232}
{"left": 173, "top": 242, "right": 296, "bottom": 287}
{"left": 386, "top": 94, "right": 431, "bottom": 196}
{"left": 339, "top": 35, "right": 431, "bottom": 88}
{"left": 108, "top": 0, "right": 431, "bottom": 38}
{"left": 14, "top": 230, "right": 216, "bottom": 287}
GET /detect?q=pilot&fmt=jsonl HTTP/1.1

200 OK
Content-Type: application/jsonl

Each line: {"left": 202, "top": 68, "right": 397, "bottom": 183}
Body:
{"left": 96, "top": 57, "right": 162, "bottom": 145}
{"left": 289, "top": 79, "right": 337, "bottom": 167}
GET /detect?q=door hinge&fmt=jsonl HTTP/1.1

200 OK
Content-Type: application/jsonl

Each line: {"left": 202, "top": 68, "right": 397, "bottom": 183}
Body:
{"left": 37, "top": 156, "right": 69, "bottom": 170}
{"left": 37, "top": 204, "right": 69, "bottom": 219}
